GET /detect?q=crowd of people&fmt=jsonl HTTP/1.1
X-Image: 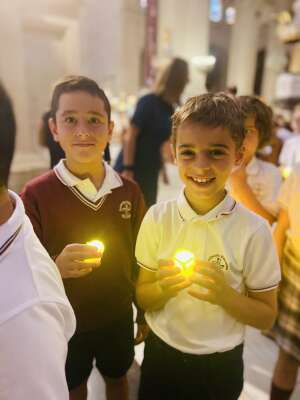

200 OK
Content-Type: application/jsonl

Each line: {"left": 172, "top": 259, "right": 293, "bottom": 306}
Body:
{"left": 0, "top": 59, "right": 300, "bottom": 400}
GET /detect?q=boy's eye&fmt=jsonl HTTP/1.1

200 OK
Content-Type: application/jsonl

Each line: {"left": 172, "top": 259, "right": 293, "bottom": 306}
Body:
{"left": 179, "top": 150, "right": 195, "bottom": 158}
{"left": 64, "top": 116, "right": 76, "bottom": 124}
{"left": 88, "top": 116, "right": 103, "bottom": 125}
{"left": 209, "top": 149, "right": 226, "bottom": 158}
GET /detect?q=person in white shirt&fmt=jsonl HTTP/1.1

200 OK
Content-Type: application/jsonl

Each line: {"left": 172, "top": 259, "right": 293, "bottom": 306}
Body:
{"left": 271, "top": 163, "right": 300, "bottom": 400}
{"left": 135, "top": 93, "right": 281, "bottom": 400}
{"left": 279, "top": 104, "right": 300, "bottom": 170}
{"left": 229, "top": 96, "right": 282, "bottom": 224}
{"left": 0, "top": 82, "right": 76, "bottom": 400}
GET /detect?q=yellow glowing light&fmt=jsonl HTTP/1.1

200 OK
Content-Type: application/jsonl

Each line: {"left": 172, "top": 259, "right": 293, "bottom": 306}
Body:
{"left": 281, "top": 166, "right": 292, "bottom": 179}
{"left": 174, "top": 250, "right": 195, "bottom": 276}
{"left": 84, "top": 240, "right": 105, "bottom": 264}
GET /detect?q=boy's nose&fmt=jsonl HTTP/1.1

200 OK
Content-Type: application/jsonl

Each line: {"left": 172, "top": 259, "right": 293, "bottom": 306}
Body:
{"left": 194, "top": 155, "right": 210, "bottom": 170}
{"left": 74, "top": 121, "right": 90, "bottom": 137}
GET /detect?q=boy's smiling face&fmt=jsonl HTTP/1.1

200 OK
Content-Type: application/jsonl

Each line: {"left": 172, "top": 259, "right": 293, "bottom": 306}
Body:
{"left": 49, "top": 90, "right": 113, "bottom": 174}
{"left": 175, "top": 122, "right": 243, "bottom": 214}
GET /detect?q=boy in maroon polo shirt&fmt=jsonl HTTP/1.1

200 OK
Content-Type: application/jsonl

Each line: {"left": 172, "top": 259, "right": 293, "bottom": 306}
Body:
{"left": 21, "top": 76, "right": 146, "bottom": 400}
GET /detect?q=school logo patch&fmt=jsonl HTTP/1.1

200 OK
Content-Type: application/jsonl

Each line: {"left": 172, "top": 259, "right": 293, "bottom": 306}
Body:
{"left": 208, "top": 254, "right": 229, "bottom": 271}
{"left": 119, "top": 201, "right": 132, "bottom": 219}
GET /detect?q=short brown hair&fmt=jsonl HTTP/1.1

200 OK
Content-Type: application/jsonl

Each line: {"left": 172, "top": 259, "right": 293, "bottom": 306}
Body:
{"left": 172, "top": 92, "right": 245, "bottom": 148}
{"left": 50, "top": 75, "right": 111, "bottom": 121}
{"left": 237, "top": 96, "right": 273, "bottom": 149}
{"left": 0, "top": 82, "right": 16, "bottom": 187}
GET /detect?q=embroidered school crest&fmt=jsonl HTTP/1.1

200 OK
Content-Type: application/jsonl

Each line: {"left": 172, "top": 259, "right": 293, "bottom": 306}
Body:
{"left": 119, "top": 201, "right": 132, "bottom": 219}
{"left": 208, "top": 254, "right": 229, "bottom": 271}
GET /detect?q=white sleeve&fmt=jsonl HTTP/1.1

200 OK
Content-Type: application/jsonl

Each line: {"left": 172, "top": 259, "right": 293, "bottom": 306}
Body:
{"left": 279, "top": 140, "right": 291, "bottom": 167}
{"left": 0, "top": 302, "right": 74, "bottom": 400}
{"left": 262, "top": 166, "right": 282, "bottom": 216}
{"left": 135, "top": 207, "right": 160, "bottom": 272}
{"left": 278, "top": 170, "right": 295, "bottom": 210}
{"left": 243, "top": 223, "right": 281, "bottom": 292}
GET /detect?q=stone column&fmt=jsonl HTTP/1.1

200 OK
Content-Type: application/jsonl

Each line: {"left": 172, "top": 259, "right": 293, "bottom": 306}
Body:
{"left": 157, "top": 0, "right": 210, "bottom": 97}
{"left": 227, "top": 0, "right": 262, "bottom": 94}
{"left": 0, "top": 0, "right": 33, "bottom": 173}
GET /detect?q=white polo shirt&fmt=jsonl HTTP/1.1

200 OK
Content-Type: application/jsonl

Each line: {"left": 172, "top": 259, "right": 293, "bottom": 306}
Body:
{"left": 279, "top": 135, "right": 300, "bottom": 168}
{"left": 0, "top": 191, "right": 76, "bottom": 400}
{"left": 54, "top": 159, "right": 123, "bottom": 202}
{"left": 136, "top": 191, "right": 281, "bottom": 355}
{"left": 245, "top": 157, "right": 282, "bottom": 217}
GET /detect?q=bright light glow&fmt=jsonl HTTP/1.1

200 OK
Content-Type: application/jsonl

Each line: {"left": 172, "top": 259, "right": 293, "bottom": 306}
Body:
{"left": 174, "top": 250, "right": 195, "bottom": 276}
{"left": 225, "top": 7, "right": 236, "bottom": 24}
{"left": 84, "top": 240, "right": 105, "bottom": 264}
{"left": 86, "top": 240, "right": 105, "bottom": 253}
{"left": 191, "top": 55, "right": 216, "bottom": 72}
{"left": 210, "top": 0, "right": 223, "bottom": 22}
{"left": 281, "top": 166, "right": 292, "bottom": 179}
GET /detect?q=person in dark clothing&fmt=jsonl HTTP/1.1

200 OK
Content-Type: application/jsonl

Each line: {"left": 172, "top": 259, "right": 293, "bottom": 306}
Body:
{"left": 115, "top": 57, "right": 189, "bottom": 207}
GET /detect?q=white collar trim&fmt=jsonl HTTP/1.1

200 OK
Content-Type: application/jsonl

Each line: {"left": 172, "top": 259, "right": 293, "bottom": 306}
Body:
{"left": 177, "top": 189, "right": 236, "bottom": 222}
{"left": 0, "top": 191, "right": 24, "bottom": 256}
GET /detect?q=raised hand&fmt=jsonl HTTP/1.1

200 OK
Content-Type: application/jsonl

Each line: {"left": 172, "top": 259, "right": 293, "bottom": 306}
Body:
{"left": 55, "top": 243, "right": 103, "bottom": 279}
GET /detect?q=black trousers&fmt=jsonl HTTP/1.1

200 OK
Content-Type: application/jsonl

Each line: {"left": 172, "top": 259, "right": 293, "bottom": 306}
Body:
{"left": 139, "top": 331, "right": 244, "bottom": 400}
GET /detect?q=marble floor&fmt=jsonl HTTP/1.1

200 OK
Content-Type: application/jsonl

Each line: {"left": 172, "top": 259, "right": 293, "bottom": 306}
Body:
{"left": 87, "top": 163, "right": 300, "bottom": 400}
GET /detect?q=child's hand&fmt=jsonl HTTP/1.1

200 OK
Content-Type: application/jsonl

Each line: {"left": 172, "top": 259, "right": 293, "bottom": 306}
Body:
{"left": 230, "top": 162, "right": 247, "bottom": 183}
{"left": 188, "top": 261, "right": 232, "bottom": 306}
{"left": 56, "top": 243, "right": 103, "bottom": 279}
{"left": 156, "top": 259, "right": 191, "bottom": 298}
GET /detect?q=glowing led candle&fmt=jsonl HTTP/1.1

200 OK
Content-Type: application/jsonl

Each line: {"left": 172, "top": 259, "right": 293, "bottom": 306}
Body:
{"left": 174, "top": 250, "right": 195, "bottom": 276}
{"left": 84, "top": 240, "right": 105, "bottom": 264}
{"left": 281, "top": 166, "right": 292, "bottom": 179}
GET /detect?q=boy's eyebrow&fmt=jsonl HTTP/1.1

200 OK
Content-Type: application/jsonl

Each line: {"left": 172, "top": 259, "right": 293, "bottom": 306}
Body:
{"left": 61, "top": 110, "right": 106, "bottom": 117}
{"left": 178, "top": 143, "right": 230, "bottom": 149}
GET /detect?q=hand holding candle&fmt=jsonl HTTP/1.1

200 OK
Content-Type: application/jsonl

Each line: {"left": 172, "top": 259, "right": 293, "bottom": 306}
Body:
{"left": 156, "top": 259, "right": 191, "bottom": 298}
{"left": 174, "top": 250, "right": 195, "bottom": 277}
{"left": 188, "top": 261, "right": 232, "bottom": 306}
{"left": 55, "top": 242, "right": 104, "bottom": 279}
{"left": 84, "top": 240, "right": 105, "bottom": 264}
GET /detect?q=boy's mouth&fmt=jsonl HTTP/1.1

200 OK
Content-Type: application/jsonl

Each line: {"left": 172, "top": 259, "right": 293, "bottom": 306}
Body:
{"left": 73, "top": 143, "right": 95, "bottom": 147}
{"left": 189, "top": 176, "right": 215, "bottom": 184}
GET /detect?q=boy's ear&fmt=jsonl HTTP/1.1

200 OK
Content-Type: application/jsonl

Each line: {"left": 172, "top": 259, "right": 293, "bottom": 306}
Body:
{"left": 235, "top": 145, "right": 245, "bottom": 167}
{"left": 108, "top": 121, "right": 114, "bottom": 142}
{"left": 171, "top": 144, "right": 177, "bottom": 164}
{"left": 48, "top": 118, "right": 59, "bottom": 143}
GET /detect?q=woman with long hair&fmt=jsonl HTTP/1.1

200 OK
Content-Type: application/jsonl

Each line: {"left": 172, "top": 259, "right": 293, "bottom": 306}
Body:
{"left": 115, "top": 57, "right": 189, "bottom": 207}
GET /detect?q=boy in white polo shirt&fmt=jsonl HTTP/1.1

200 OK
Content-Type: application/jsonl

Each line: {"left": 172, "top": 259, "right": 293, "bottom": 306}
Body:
{"left": 0, "top": 82, "right": 76, "bottom": 399}
{"left": 135, "top": 93, "right": 281, "bottom": 400}
{"left": 229, "top": 96, "right": 282, "bottom": 224}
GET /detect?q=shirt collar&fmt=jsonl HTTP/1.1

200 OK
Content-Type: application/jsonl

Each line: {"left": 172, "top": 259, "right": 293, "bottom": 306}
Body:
{"left": 0, "top": 191, "right": 24, "bottom": 254}
{"left": 54, "top": 159, "right": 123, "bottom": 199}
{"left": 246, "top": 156, "right": 260, "bottom": 176}
{"left": 177, "top": 189, "right": 236, "bottom": 222}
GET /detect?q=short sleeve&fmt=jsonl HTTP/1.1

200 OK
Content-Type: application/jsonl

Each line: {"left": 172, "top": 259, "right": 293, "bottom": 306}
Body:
{"left": 278, "top": 169, "right": 296, "bottom": 210}
{"left": 263, "top": 166, "right": 282, "bottom": 216}
{"left": 0, "top": 302, "right": 74, "bottom": 400}
{"left": 243, "top": 223, "right": 281, "bottom": 292}
{"left": 135, "top": 207, "right": 160, "bottom": 272}
{"left": 279, "top": 140, "right": 289, "bottom": 167}
{"left": 131, "top": 95, "right": 154, "bottom": 129}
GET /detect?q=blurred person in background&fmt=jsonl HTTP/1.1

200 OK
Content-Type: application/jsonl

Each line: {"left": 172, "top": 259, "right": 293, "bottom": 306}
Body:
{"left": 0, "top": 82, "right": 75, "bottom": 399}
{"left": 279, "top": 104, "right": 300, "bottom": 170}
{"left": 114, "top": 57, "right": 189, "bottom": 207}
{"left": 229, "top": 96, "right": 282, "bottom": 224}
